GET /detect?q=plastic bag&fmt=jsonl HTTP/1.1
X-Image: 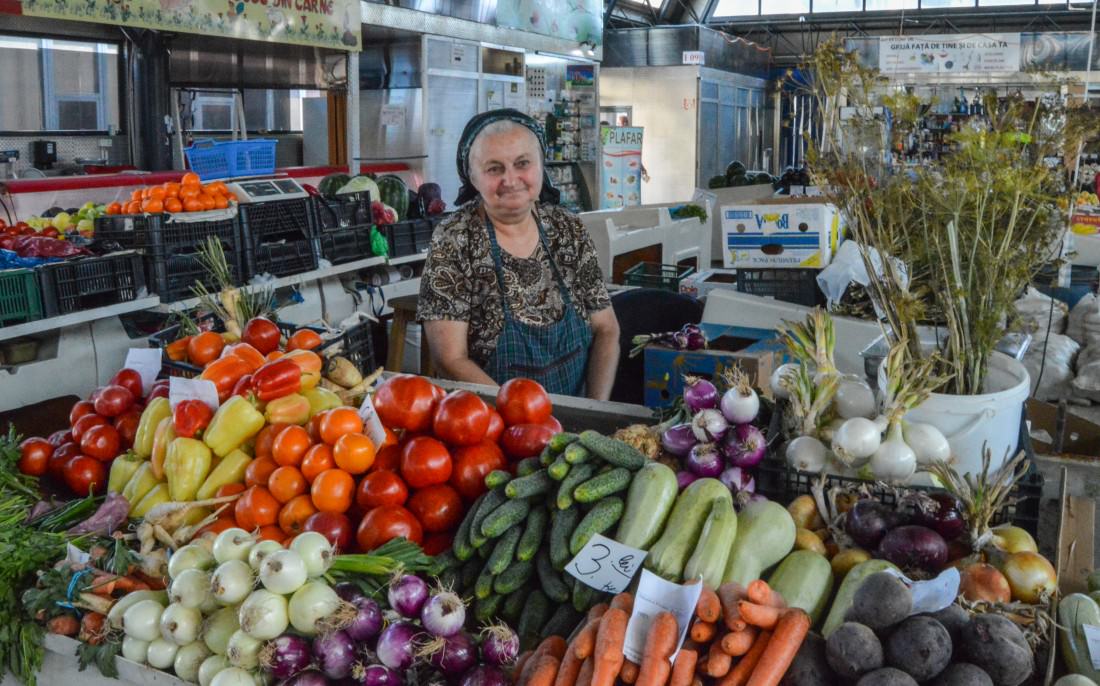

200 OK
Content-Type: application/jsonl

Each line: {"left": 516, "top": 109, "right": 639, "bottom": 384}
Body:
{"left": 816, "top": 240, "right": 909, "bottom": 309}
{"left": 1066, "top": 293, "right": 1098, "bottom": 344}
{"left": 370, "top": 227, "right": 389, "bottom": 258}
{"left": 1022, "top": 333, "right": 1079, "bottom": 401}
{"left": 1072, "top": 357, "right": 1100, "bottom": 402}
{"left": 1013, "top": 287, "right": 1067, "bottom": 335}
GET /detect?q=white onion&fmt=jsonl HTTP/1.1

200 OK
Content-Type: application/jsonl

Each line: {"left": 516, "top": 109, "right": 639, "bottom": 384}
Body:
{"left": 247, "top": 540, "right": 283, "bottom": 572}
{"left": 259, "top": 549, "right": 308, "bottom": 595}
{"left": 169, "top": 568, "right": 212, "bottom": 610}
{"left": 211, "top": 560, "right": 254, "bottom": 605}
{"left": 869, "top": 423, "right": 917, "bottom": 483}
{"left": 213, "top": 528, "right": 256, "bottom": 564}
{"left": 160, "top": 602, "right": 202, "bottom": 645}
{"left": 818, "top": 416, "right": 847, "bottom": 445}
{"left": 287, "top": 581, "right": 342, "bottom": 636}
{"left": 238, "top": 589, "right": 289, "bottom": 640}
{"left": 169, "top": 544, "right": 215, "bottom": 580}
{"left": 289, "top": 531, "right": 333, "bottom": 577}
{"left": 202, "top": 607, "right": 240, "bottom": 656}
{"left": 832, "top": 417, "right": 882, "bottom": 465}
{"left": 785, "top": 436, "right": 828, "bottom": 473}
{"left": 199, "top": 655, "right": 230, "bottom": 686}
{"left": 225, "top": 629, "right": 263, "bottom": 669}
{"left": 174, "top": 641, "right": 212, "bottom": 682}
{"left": 146, "top": 637, "right": 179, "bottom": 670}
{"left": 121, "top": 636, "right": 149, "bottom": 663}
{"left": 903, "top": 421, "right": 951, "bottom": 466}
{"left": 211, "top": 667, "right": 258, "bottom": 686}
{"left": 835, "top": 376, "right": 877, "bottom": 419}
{"left": 770, "top": 363, "right": 798, "bottom": 400}
{"left": 872, "top": 415, "right": 889, "bottom": 432}
{"left": 720, "top": 386, "right": 760, "bottom": 425}
{"left": 122, "top": 599, "right": 165, "bottom": 642}
{"left": 200, "top": 589, "right": 222, "bottom": 615}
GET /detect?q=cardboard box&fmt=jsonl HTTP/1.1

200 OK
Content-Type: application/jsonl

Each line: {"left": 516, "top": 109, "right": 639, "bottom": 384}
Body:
{"left": 721, "top": 197, "right": 845, "bottom": 269}
{"left": 1026, "top": 398, "right": 1100, "bottom": 461}
{"left": 643, "top": 323, "right": 784, "bottom": 408}
{"left": 679, "top": 268, "right": 738, "bottom": 300}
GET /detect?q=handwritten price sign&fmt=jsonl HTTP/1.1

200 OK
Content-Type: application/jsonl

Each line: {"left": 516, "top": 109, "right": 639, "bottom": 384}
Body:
{"left": 564, "top": 534, "right": 646, "bottom": 594}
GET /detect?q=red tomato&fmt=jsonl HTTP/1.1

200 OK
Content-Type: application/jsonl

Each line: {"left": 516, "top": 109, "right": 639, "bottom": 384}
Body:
{"left": 47, "top": 429, "right": 73, "bottom": 448}
{"left": 539, "top": 415, "right": 563, "bottom": 434}
{"left": 422, "top": 533, "right": 454, "bottom": 556}
{"left": 80, "top": 424, "right": 121, "bottom": 462}
{"left": 356, "top": 470, "right": 409, "bottom": 509}
{"left": 304, "top": 511, "right": 353, "bottom": 552}
{"left": 18, "top": 438, "right": 53, "bottom": 477}
{"left": 430, "top": 384, "right": 446, "bottom": 403}
{"left": 241, "top": 317, "right": 282, "bottom": 355}
{"left": 485, "top": 409, "right": 505, "bottom": 443}
{"left": 356, "top": 505, "right": 423, "bottom": 551}
{"left": 113, "top": 411, "right": 141, "bottom": 449}
{"left": 148, "top": 380, "right": 170, "bottom": 401}
{"left": 500, "top": 424, "right": 555, "bottom": 460}
{"left": 110, "top": 368, "right": 145, "bottom": 399}
{"left": 407, "top": 484, "right": 463, "bottom": 533}
{"left": 71, "top": 414, "right": 108, "bottom": 442}
{"left": 93, "top": 385, "right": 134, "bottom": 418}
{"left": 374, "top": 375, "right": 438, "bottom": 433}
{"left": 399, "top": 436, "right": 452, "bottom": 489}
{"left": 496, "top": 378, "right": 552, "bottom": 426}
{"left": 48, "top": 443, "right": 80, "bottom": 478}
{"left": 372, "top": 444, "right": 402, "bottom": 473}
{"left": 69, "top": 400, "right": 97, "bottom": 427}
{"left": 63, "top": 455, "right": 106, "bottom": 495}
{"left": 432, "top": 390, "right": 491, "bottom": 447}
{"left": 449, "top": 441, "right": 507, "bottom": 501}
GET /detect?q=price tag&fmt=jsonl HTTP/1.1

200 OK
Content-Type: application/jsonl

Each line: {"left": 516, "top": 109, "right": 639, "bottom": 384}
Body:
{"left": 1083, "top": 624, "right": 1100, "bottom": 670}
{"left": 564, "top": 533, "right": 646, "bottom": 594}
{"left": 124, "top": 348, "right": 163, "bottom": 395}
{"left": 358, "top": 393, "right": 388, "bottom": 448}
{"left": 622, "top": 569, "right": 702, "bottom": 664}
{"left": 884, "top": 567, "right": 960, "bottom": 615}
{"left": 169, "top": 377, "right": 220, "bottom": 411}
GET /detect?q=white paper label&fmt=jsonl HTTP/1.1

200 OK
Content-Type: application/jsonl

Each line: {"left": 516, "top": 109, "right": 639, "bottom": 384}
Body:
{"left": 169, "top": 377, "right": 220, "bottom": 411}
{"left": 124, "top": 348, "right": 163, "bottom": 395}
{"left": 1083, "top": 623, "right": 1100, "bottom": 670}
{"left": 884, "top": 567, "right": 961, "bottom": 615}
{"left": 381, "top": 105, "right": 405, "bottom": 127}
{"left": 622, "top": 569, "right": 702, "bottom": 664}
{"left": 564, "top": 533, "right": 646, "bottom": 594}
{"left": 358, "top": 394, "right": 388, "bottom": 448}
{"left": 66, "top": 543, "right": 91, "bottom": 565}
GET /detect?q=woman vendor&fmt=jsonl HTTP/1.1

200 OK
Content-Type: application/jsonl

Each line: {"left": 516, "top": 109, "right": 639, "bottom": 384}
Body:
{"left": 417, "top": 109, "right": 620, "bottom": 400}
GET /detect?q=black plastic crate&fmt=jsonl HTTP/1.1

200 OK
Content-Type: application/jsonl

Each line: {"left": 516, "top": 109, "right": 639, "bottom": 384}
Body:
{"left": 313, "top": 193, "right": 372, "bottom": 232}
{"left": 38, "top": 252, "right": 147, "bottom": 317}
{"left": 382, "top": 219, "right": 434, "bottom": 258}
{"left": 240, "top": 198, "right": 316, "bottom": 245}
{"left": 623, "top": 262, "right": 696, "bottom": 292}
{"left": 146, "top": 250, "right": 245, "bottom": 303}
{"left": 245, "top": 239, "right": 319, "bottom": 279}
{"left": 94, "top": 213, "right": 240, "bottom": 257}
{"left": 318, "top": 320, "right": 376, "bottom": 374}
{"left": 736, "top": 268, "right": 824, "bottom": 307}
{"left": 319, "top": 227, "right": 376, "bottom": 265}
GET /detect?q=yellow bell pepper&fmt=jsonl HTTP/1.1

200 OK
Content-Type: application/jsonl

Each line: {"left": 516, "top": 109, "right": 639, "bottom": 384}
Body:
{"left": 132, "top": 483, "right": 170, "bottom": 518}
{"left": 133, "top": 397, "right": 171, "bottom": 458}
{"left": 196, "top": 449, "right": 252, "bottom": 500}
{"left": 264, "top": 393, "right": 311, "bottom": 425}
{"left": 281, "top": 349, "right": 323, "bottom": 390}
{"left": 165, "top": 438, "right": 213, "bottom": 502}
{"left": 203, "top": 396, "right": 265, "bottom": 458}
{"left": 303, "top": 387, "right": 342, "bottom": 417}
{"left": 107, "top": 452, "right": 144, "bottom": 494}
{"left": 121, "top": 462, "right": 160, "bottom": 505}
{"left": 150, "top": 416, "right": 176, "bottom": 479}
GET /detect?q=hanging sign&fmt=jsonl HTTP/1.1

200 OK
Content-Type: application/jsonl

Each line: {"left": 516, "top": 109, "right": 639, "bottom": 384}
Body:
{"left": 682, "top": 51, "right": 705, "bottom": 66}
{"left": 23, "top": 0, "right": 362, "bottom": 51}
{"left": 878, "top": 33, "right": 1020, "bottom": 75}
{"left": 599, "top": 126, "right": 643, "bottom": 210}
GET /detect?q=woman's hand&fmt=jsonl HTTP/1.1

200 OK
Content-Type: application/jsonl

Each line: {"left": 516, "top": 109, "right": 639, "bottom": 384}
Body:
{"left": 422, "top": 320, "right": 499, "bottom": 387}
{"left": 585, "top": 307, "right": 621, "bottom": 401}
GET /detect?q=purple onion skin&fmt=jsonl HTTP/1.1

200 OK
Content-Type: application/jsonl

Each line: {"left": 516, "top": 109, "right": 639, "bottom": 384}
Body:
{"left": 915, "top": 493, "right": 966, "bottom": 542}
{"left": 355, "top": 665, "right": 403, "bottom": 686}
{"left": 428, "top": 631, "right": 478, "bottom": 676}
{"left": 459, "top": 665, "right": 512, "bottom": 686}
{"left": 877, "top": 525, "right": 949, "bottom": 572}
{"left": 376, "top": 621, "right": 421, "bottom": 671}
{"left": 676, "top": 470, "right": 698, "bottom": 490}
{"left": 279, "top": 670, "right": 328, "bottom": 686}
{"left": 345, "top": 596, "right": 384, "bottom": 642}
{"left": 719, "top": 466, "right": 756, "bottom": 495}
{"left": 721, "top": 424, "right": 767, "bottom": 468}
{"left": 480, "top": 626, "right": 519, "bottom": 666}
{"left": 420, "top": 592, "right": 466, "bottom": 638}
{"left": 845, "top": 500, "right": 902, "bottom": 550}
{"left": 661, "top": 424, "right": 697, "bottom": 458}
{"left": 267, "top": 634, "right": 313, "bottom": 680}
{"left": 334, "top": 582, "right": 365, "bottom": 603}
{"left": 686, "top": 443, "right": 723, "bottom": 478}
{"left": 388, "top": 575, "right": 429, "bottom": 619}
{"left": 683, "top": 378, "right": 719, "bottom": 413}
{"left": 314, "top": 630, "right": 357, "bottom": 680}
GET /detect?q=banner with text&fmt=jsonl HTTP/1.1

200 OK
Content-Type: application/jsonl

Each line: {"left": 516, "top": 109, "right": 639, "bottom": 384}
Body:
{"left": 879, "top": 33, "right": 1020, "bottom": 74}
{"left": 600, "top": 126, "right": 643, "bottom": 210}
{"left": 23, "top": 0, "right": 361, "bottom": 51}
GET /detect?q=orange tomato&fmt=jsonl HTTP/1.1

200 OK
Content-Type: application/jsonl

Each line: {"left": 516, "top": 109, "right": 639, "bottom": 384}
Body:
{"left": 221, "top": 342, "right": 267, "bottom": 372}
{"left": 182, "top": 172, "right": 201, "bottom": 186}
{"left": 106, "top": 202, "right": 123, "bottom": 215}
{"left": 286, "top": 329, "right": 324, "bottom": 352}
{"left": 165, "top": 197, "right": 183, "bottom": 213}
{"left": 257, "top": 525, "right": 284, "bottom": 542}
{"left": 180, "top": 185, "right": 200, "bottom": 200}
{"left": 319, "top": 408, "right": 364, "bottom": 445}
{"left": 183, "top": 198, "right": 204, "bottom": 213}
{"left": 254, "top": 423, "right": 289, "bottom": 460}
{"left": 143, "top": 198, "right": 165, "bottom": 214}
{"left": 268, "top": 465, "right": 307, "bottom": 503}
{"left": 214, "top": 195, "right": 229, "bottom": 210}
{"left": 187, "top": 331, "right": 225, "bottom": 366}
{"left": 199, "top": 193, "right": 216, "bottom": 211}
{"left": 277, "top": 494, "right": 318, "bottom": 536}
{"left": 165, "top": 182, "right": 181, "bottom": 198}
{"left": 272, "top": 425, "right": 311, "bottom": 467}
{"left": 125, "top": 201, "right": 142, "bottom": 214}
{"left": 310, "top": 469, "right": 355, "bottom": 513}
{"left": 148, "top": 186, "right": 167, "bottom": 201}
{"left": 235, "top": 485, "right": 280, "bottom": 529}
{"left": 334, "top": 433, "right": 375, "bottom": 475}
{"left": 216, "top": 483, "right": 247, "bottom": 498}
{"left": 245, "top": 455, "right": 279, "bottom": 488}
{"left": 130, "top": 189, "right": 143, "bottom": 202}
{"left": 210, "top": 181, "right": 229, "bottom": 195}
{"left": 307, "top": 411, "right": 327, "bottom": 443}
{"left": 300, "top": 444, "right": 335, "bottom": 483}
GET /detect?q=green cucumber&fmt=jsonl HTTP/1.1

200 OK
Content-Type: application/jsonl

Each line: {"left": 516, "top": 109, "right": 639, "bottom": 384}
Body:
{"left": 548, "top": 432, "right": 580, "bottom": 452}
{"left": 431, "top": 550, "right": 460, "bottom": 575}
{"left": 459, "top": 557, "right": 483, "bottom": 593}
{"left": 453, "top": 494, "right": 483, "bottom": 561}
{"left": 480, "top": 499, "right": 531, "bottom": 539}
{"left": 503, "top": 587, "right": 528, "bottom": 624}
{"left": 516, "top": 457, "right": 541, "bottom": 476}
{"left": 536, "top": 549, "right": 571, "bottom": 603}
{"left": 563, "top": 443, "right": 592, "bottom": 465}
{"left": 486, "top": 526, "right": 522, "bottom": 574}
{"left": 475, "top": 563, "right": 496, "bottom": 599}
{"left": 474, "top": 593, "right": 504, "bottom": 624}
{"left": 578, "top": 430, "right": 646, "bottom": 470}
{"left": 572, "top": 581, "right": 603, "bottom": 613}
{"left": 470, "top": 489, "right": 508, "bottom": 548}
{"left": 494, "top": 560, "right": 534, "bottom": 595}
{"left": 517, "top": 590, "right": 549, "bottom": 646}
{"left": 542, "top": 604, "right": 583, "bottom": 640}
{"left": 549, "top": 507, "right": 582, "bottom": 570}
{"left": 516, "top": 506, "right": 548, "bottom": 562}
{"left": 506, "top": 470, "right": 554, "bottom": 499}
{"left": 539, "top": 444, "right": 558, "bottom": 466}
{"left": 484, "top": 470, "right": 512, "bottom": 490}
{"left": 557, "top": 463, "right": 597, "bottom": 510}
{"left": 616, "top": 462, "right": 678, "bottom": 549}
{"left": 548, "top": 456, "right": 571, "bottom": 481}
{"left": 573, "top": 467, "right": 631, "bottom": 503}
{"left": 569, "top": 497, "right": 625, "bottom": 556}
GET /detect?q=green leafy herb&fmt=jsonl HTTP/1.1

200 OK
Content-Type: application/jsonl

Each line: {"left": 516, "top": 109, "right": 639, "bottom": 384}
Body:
{"left": 94, "top": 536, "right": 138, "bottom": 577}
{"left": 76, "top": 636, "right": 121, "bottom": 679}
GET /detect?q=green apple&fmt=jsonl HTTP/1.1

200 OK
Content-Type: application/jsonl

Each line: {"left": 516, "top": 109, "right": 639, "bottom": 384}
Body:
{"left": 82, "top": 201, "right": 96, "bottom": 211}
{"left": 52, "top": 212, "right": 71, "bottom": 231}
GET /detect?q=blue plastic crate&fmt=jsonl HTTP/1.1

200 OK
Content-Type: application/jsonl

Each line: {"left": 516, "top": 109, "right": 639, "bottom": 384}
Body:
{"left": 184, "top": 139, "right": 277, "bottom": 181}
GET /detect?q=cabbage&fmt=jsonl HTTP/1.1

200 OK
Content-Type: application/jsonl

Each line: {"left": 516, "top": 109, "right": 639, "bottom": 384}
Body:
{"left": 336, "top": 175, "right": 381, "bottom": 203}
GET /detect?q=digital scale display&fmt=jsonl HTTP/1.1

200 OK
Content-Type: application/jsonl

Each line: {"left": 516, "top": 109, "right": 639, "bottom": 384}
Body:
{"left": 228, "top": 177, "right": 309, "bottom": 203}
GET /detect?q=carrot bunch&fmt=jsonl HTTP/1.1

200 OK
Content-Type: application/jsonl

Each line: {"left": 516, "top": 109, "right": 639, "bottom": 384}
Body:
{"left": 513, "top": 582, "right": 810, "bottom": 686}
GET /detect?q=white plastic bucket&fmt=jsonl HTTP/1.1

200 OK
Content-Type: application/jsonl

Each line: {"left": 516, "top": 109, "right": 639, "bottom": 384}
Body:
{"left": 878, "top": 352, "right": 1030, "bottom": 476}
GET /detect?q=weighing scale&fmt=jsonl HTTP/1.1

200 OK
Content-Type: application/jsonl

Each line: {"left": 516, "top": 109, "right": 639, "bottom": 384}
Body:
{"left": 227, "top": 176, "right": 310, "bottom": 203}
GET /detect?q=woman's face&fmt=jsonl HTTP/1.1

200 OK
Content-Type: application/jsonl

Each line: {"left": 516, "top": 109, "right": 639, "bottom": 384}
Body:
{"left": 470, "top": 126, "right": 543, "bottom": 221}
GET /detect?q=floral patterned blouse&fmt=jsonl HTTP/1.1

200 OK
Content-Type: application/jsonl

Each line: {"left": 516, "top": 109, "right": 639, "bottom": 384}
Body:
{"left": 416, "top": 201, "right": 611, "bottom": 368}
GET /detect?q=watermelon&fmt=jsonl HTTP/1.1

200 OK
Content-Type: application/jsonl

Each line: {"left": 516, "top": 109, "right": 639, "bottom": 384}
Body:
{"left": 376, "top": 175, "right": 410, "bottom": 221}
{"left": 417, "top": 183, "right": 444, "bottom": 216}
{"left": 318, "top": 173, "right": 350, "bottom": 198}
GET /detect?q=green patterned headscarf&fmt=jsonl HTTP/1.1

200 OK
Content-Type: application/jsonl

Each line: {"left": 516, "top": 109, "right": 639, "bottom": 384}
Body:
{"left": 455, "top": 108, "right": 561, "bottom": 206}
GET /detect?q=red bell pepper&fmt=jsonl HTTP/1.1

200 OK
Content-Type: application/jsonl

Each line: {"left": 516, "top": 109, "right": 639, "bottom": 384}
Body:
{"left": 251, "top": 359, "right": 301, "bottom": 402}
{"left": 147, "top": 380, "right": 170, "bottom": 401}
{"left": 173, "top": 399, "right": 214, "bottom": 439}
{"left": 231, "top": 374, "right": 254, "bottom": 398}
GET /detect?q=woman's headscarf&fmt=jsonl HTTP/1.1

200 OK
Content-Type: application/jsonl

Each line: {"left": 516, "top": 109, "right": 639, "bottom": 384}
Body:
{"left": 454, "top": 108, "right": 561, "bottom": 207}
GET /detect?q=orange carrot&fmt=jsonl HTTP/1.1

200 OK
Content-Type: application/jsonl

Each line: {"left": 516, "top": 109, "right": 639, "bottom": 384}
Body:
{"left": 539, "top": 635, "right": 568, "bottom": 660}
{"left": 591, "top": 607, "right": 628, "bottom": 686}
{"left": 738, "top": 601, "right": 782, "bottom": 629}
{"left": 526, "top": 654, "right": 561, "bottom": 686}
{"left": 718, "top": 582, "right": 748, "bottom": 631}
{"left": 560, "top": 605, "right": 608, "bottom": 685}
{"left": 689, "top": 620, "right": 717, "bottom": 644}
{"left": 705, "top": 641, "right": 732, "bottom": 677}
{"left": 721, "top": 625, "right": 759, "bottom": 657}
{"left": 610, "top": 591, "right": 634, "bottom": 614}
{"left": 620, "top": 660, "right": 639, "bottom": 684}
{"left": 716, "top": 630, "right": 772, "bottom": 686}
{"left": 691, "top": 678, "right": 705, "bottom": 686}
{"left": 744, "top": 610, "right": 811, "bottom": 686}
{"left": 553, "top": 646, "right": 584, "bottom": 686}
{"left": 636, "top": 611, "right": 678, "bottom": 686}
{"left": 575, "top": 657, "right": 595, "bottom": 686}
{"left": 572, "top": 616, "right": 602, "bottom": 660}
{"left": 668, "top": 648, "right": 698, "bottom": 686}
{"left": 587, "top": 603, "right": 609, "bottom": 622}
{"left": 514, "top": 651, "right": 535, "bottom": 683}
{"left": 747, "top": 580, "right": 786, "bottom": 608}
{"left": 696, "top": 587, "right": 722, "bottom": 623}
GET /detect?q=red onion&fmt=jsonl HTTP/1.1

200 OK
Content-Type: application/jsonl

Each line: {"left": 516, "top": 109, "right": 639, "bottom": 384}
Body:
{"left": 915, "top": 493, "right": 966, "bottom": 542}
{"left": 345, "top": 596, "right": 383, "bottom": 642}
{"left": 480, "top": 624, "right": 519, "bottom": 666}
{"left": 844, "top": 499, "right": 903, "bottom": 550}
{"left": 683, "top": 377, "right": 719, "bottom": 413}
{"left": 281, "top": 670, "right": 327, "bottom": 686}
{"left": 459, "top": 665, "right": 511, "bottom": 686}
{"left": 263, "top": 634, "right": 312, "bottom": 680}
{"left": 334, "top": 582, "right": 365, "bottom": 603}
{"left": 388, "top": 574, "right": 429, "bottom": 618}
{"left": 691, "top": 408, "right": 729, "bottom": 443}
{"left": 877, "top": 525, "right": 949, "bottom": 572}
{"left": 427, "top": 631, "right": 478, "bottom": 676}
{"left": 685, "top": 443, "right": 723, "bottom": 478}
{"left": 353, "top": 665, "right": 403, "bottom": 686}
{"left": 676, "top": 470, "right": 697, "bottom": 490}
{"left": 660, "top": 424, "right": 697, "bottom": 457}
{"left": 680, "top": 324, "right": 707, "bottom": 351}
{"left": 719, "top": 466, "right": 756, "bottom": 495}
{"left": 420, "top": 589, "right": 466, "bottom": 637}
{"left": 720, "top": 423, "right": 766, "bottom": 468}
{"left": 313, "top": 630, "right": 356, "bottom": 679}
{"left": 376, "top": 621, "right": 421, "bottom": 671}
